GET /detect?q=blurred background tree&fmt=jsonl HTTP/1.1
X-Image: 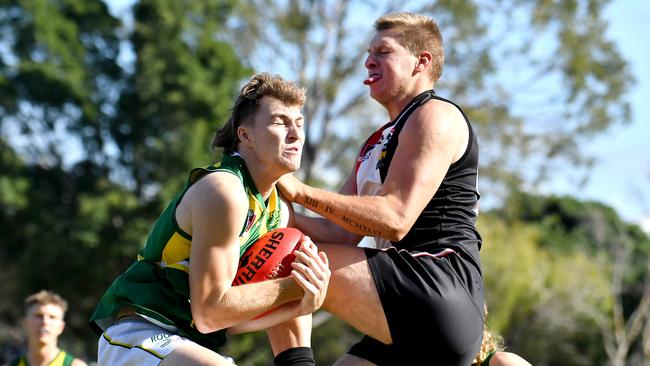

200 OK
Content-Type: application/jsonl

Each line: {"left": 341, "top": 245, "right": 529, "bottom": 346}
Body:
{"left": 0, "top": 0, "right": 249, "bottom": 361}
{"left": 1, "top": 0, "right": 647, "bottom": 365}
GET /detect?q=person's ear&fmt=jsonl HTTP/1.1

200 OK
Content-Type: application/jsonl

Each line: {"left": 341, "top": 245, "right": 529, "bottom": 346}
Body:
{"left": 414, "top": 51, "right": 433, "bottom": 73}
{"left": 237, "top": 125, "right": 254, "bottom": 148}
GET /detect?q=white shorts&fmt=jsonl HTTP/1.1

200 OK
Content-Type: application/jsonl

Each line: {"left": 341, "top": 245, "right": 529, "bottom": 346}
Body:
{"left": 97, "top": 316, "right": 194, "bottom": 366}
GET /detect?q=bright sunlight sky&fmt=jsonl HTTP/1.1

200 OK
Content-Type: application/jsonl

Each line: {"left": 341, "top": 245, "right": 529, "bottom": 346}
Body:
{"left": 105, "top": 0, "right": 650, "bottom": 232}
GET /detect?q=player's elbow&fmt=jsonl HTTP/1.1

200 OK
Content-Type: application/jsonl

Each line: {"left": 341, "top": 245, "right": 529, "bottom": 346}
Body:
{"left": 191, "top": 302, "right": 229, "bottom": 334}
{"left": 192, "top": 313, "right": 228, "bottom": 334}
{"left": 384, "top": 214, "right": 412, "bottom": 242}
{"left": 385, "top": 226, "right": 408, "bottom": 242}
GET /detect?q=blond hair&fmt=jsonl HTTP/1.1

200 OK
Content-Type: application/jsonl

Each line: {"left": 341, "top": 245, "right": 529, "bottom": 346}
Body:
{"left": 212, "top": 73, "right": 306, "bottom": 154}
{"left": 24, "top": 290, "right": 68, "bottom": 315}
{"left": 473, "top": 327, "right": 505, "bottom": 365}
{"left": 473, "top": 304, "right": 505, "bottom": 365}
{"left": 374, "top": 12, "right": 444, "bottom": 82}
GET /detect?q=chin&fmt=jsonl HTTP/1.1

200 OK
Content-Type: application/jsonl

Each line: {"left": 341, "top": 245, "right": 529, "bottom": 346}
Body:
{"left": 286, "top": 162, "right": 301, "bottom": 172}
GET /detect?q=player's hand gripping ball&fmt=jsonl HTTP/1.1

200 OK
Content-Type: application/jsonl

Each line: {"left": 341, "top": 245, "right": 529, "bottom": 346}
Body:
{"left": 232, "top": 227, "right": 304, "bottom": 285}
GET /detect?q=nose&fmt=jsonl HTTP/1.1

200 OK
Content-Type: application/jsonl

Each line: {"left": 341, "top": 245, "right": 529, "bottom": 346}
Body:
{"left": 365, "top": 53, "right": 377, "bottom": 70}
{"left": 286, "top": 122, "right": 302, "bottom": 142}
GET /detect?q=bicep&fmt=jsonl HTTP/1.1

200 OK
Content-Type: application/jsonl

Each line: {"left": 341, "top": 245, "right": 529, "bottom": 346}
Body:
{"left": 189, "top": 175, "right": 247, "bottom": 307}
{"left": 381, "top": 103, "right": 466, "bottom": 222}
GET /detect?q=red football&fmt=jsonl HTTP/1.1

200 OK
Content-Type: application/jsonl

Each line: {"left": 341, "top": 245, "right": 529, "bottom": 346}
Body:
{"left": 232, "top": 227, "right": 304, "bottom": 285}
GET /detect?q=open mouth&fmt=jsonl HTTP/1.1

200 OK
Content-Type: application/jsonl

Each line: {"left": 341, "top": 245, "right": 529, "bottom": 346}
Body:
{"left": 284, "top": 146, "right": 301, "bottom": 154}
{"left": 364, "top": 73, "right": 382, "bottom": 85}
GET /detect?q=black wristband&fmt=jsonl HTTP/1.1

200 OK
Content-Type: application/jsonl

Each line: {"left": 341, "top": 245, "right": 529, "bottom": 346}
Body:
{"left": 273, "top": 347, "right": 315, "bottom": 366}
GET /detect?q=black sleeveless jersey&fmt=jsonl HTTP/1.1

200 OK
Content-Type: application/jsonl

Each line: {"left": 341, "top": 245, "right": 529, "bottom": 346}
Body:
{"left": 355, "top": 90, "right": 482, "bottom": 266}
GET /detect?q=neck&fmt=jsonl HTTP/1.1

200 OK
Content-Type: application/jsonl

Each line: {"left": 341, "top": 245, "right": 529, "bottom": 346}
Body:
{"left": 237, "top": 150, "right": 281, "bottom": 200}
{"left": 383, "top": 81, "right": 434, "bottom": 120}
{"left": 27, "top": 341, "right": 60, "bottom": 366}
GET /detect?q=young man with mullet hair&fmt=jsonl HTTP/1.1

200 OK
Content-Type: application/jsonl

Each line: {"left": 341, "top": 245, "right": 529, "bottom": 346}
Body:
{"left": 279, "top": 12, "right": 485, "bottom": 365}
{"left": 12, "top": 290, "right": 87, "bottom": 366}
{"left": 90, "top": 73, "right": 330, "bottom": 366}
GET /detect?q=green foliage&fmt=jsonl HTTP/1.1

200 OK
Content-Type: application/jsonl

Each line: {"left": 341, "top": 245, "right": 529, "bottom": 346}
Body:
{"left": 226, "top": 0, "right": 633, "bottom": 194}
{"left": 112, "top": 0, "right": 250, "bottom": 202}
{"left": 481, "top": 192, "right": 650, "bottom": 365}
{"left": 480, "top": 212, "right": 613, "bottom": 365}
{"left": 0, "top": 0, "right": 249, "bottom": 362}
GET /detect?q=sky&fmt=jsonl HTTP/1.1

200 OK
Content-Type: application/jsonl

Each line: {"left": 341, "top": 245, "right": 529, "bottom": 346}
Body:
{"left": 104, "top": 0, "right": 650, "bottom": 231}
{"left": 559, "top": 0, "right": 650, "bottom": 230}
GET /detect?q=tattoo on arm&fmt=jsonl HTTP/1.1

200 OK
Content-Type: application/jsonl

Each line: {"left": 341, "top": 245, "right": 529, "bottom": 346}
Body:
{"left": 341, "top": 215, "right": 382, "bottom": 236}
{"left": 304, "top": 197, "right": 318, "bottom": 208}
{"left": 302, "top": 196, "right": 380, "bottom": 236}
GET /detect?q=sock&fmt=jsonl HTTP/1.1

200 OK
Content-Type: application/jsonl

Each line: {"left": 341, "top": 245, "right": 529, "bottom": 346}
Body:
{"left": 273, "top": 347, "right": 315, "bottom": 366}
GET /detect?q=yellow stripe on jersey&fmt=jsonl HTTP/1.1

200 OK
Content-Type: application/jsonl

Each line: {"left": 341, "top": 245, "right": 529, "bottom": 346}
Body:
{"left": 160, "top": 232, "right": 192, "bottom": 272}
{"left": 51, "top": 352, "right": 67, "bottom": 366}
{"left": 16, "top": 351, "right": 69, "bottom": 366}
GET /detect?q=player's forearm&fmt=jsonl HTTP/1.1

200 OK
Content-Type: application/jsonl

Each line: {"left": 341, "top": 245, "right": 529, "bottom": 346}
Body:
{"left": 295, "top": 184, "right": 406, "bottom": 241}
{"left": 226, "top": 301, "right": 304, "bottom": 334}
{"left": 294, "top": 213, "right": 362, "bottom": 245}
{"left": 193, "top": 277, "right": 302, "bottom": 333}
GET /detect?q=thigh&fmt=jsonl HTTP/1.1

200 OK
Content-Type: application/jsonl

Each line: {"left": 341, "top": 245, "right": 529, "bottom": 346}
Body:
{"left": 98, "top": 317, "right": 232, "bottom": 366}
{"left": 318, "top": 243, "right": 391, "bottom": 344}
{"left": 160, "top": 342, "right": 234, "bottom": 366}
{"left": 370, "top": 248, "right": 484, "bottom": 365}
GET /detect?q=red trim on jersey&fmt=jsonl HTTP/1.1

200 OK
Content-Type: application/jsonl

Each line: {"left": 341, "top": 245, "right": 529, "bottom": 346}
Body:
{"left": 354, "top": 121, "right": 395, "bottom": 174}
{"left": 376, "top": 246, "right": 457, "bottom": 258}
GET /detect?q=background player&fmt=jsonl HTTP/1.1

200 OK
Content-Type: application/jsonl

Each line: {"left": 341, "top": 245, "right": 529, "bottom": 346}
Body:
{"left": 11, "top": 290, "right": 87, "bottom": 366}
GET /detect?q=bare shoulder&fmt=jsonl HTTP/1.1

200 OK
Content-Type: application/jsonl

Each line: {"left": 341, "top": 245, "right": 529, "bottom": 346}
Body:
{"left": 187, "top": 171, "right": 247, "bottom": 208}
{"left": 400, "top": 98, "right": 469, "bottom": 161}
{"left": 177, "top": 171, "right": 247, "bottom": 234}
{"left": 410, "top": 97, "right": 466, "bottom": 132}
{"left": 490, "top": 351, "right": 533, "bottom": 366}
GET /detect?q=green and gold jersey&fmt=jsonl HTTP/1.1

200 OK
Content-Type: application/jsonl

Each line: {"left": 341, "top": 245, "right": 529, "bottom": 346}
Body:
{"left": 10, "top": 351, "right": 75, "bottom": 366}
{"left": 90, "top": 154, "right": 285, "bottom": 351}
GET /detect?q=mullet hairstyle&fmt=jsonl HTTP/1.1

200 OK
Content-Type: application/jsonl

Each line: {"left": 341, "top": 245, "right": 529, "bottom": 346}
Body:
{"left": 212, "top": 73, "right": 306, "bottom": 154}
{"left": 374, "top": 12, "right": 445, "bottom": 82}
{"left": 24, "top": 290, "right": 68, "bottom": 315}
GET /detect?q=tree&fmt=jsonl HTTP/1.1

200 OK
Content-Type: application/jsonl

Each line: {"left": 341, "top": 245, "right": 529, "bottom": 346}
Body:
{"left": 479, "top": 213, "right": 612, "bottom": 365}
{"left": 223, "top": 0, "right": 633, "bottom": 195}
{"left": 0, "top": 0, "right": 250, "bottom": 360}
{"left": 494, "top": 192, "right": 650, "bottom": 365}
{"left": 111, "top": 0, "right": 250, "bottom": 201}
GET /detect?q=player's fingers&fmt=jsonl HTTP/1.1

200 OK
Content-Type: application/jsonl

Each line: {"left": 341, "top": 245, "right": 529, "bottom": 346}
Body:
{"left": 293, "top": 248, "right": 315, "bottom": 266}
{"left": 297, "top": 239, "right": 323, "bottom": 264}
{"left": 291, "top": 261, "right": 325, "bottom": 287}
{"left": 292, "top": 250, "right": 325, "bottom": 280}
{"left": 319, "top": 251, "right": 329, "bottom": 265}
{"left": 299, "top": 236, "right": 316, "bottom": 253}
{"left": 291, "top": 269, "right": 318, "bottom": 294}
{"left": 318, "top": 251, "right": 330, "bottom": 275}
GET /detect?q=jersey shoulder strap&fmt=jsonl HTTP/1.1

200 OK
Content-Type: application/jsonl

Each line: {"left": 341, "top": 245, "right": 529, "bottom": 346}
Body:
{"left": 380, "top": 89, "right": 436, "bottom": 181}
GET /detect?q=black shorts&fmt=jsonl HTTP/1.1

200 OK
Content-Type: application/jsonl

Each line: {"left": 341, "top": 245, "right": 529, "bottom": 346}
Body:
{"left": 348, "top": 246, "right": 484, "bottom": 365}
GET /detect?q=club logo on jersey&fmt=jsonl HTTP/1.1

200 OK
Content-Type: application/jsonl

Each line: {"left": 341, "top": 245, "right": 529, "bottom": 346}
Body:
{"left": 244, "top": 209, "right": 256, "bottom": 232}
{"left": 358, "top": 129, "right": 385, "bottom": 164}
{"left": 268, "top": 209, "right": 281, "bottom": 227}
{"left": 376, "top": 127, "right": 395, "bottom": 170}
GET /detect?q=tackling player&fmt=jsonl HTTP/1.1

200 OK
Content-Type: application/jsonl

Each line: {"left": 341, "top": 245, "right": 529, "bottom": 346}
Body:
{"left": 90, "top": 73, "right": 330, "bottom": 366}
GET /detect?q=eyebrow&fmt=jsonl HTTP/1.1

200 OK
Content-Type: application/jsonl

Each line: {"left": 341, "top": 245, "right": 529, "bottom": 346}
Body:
{"left": 271, "top": 112, "right": 303, "bottom": 121}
